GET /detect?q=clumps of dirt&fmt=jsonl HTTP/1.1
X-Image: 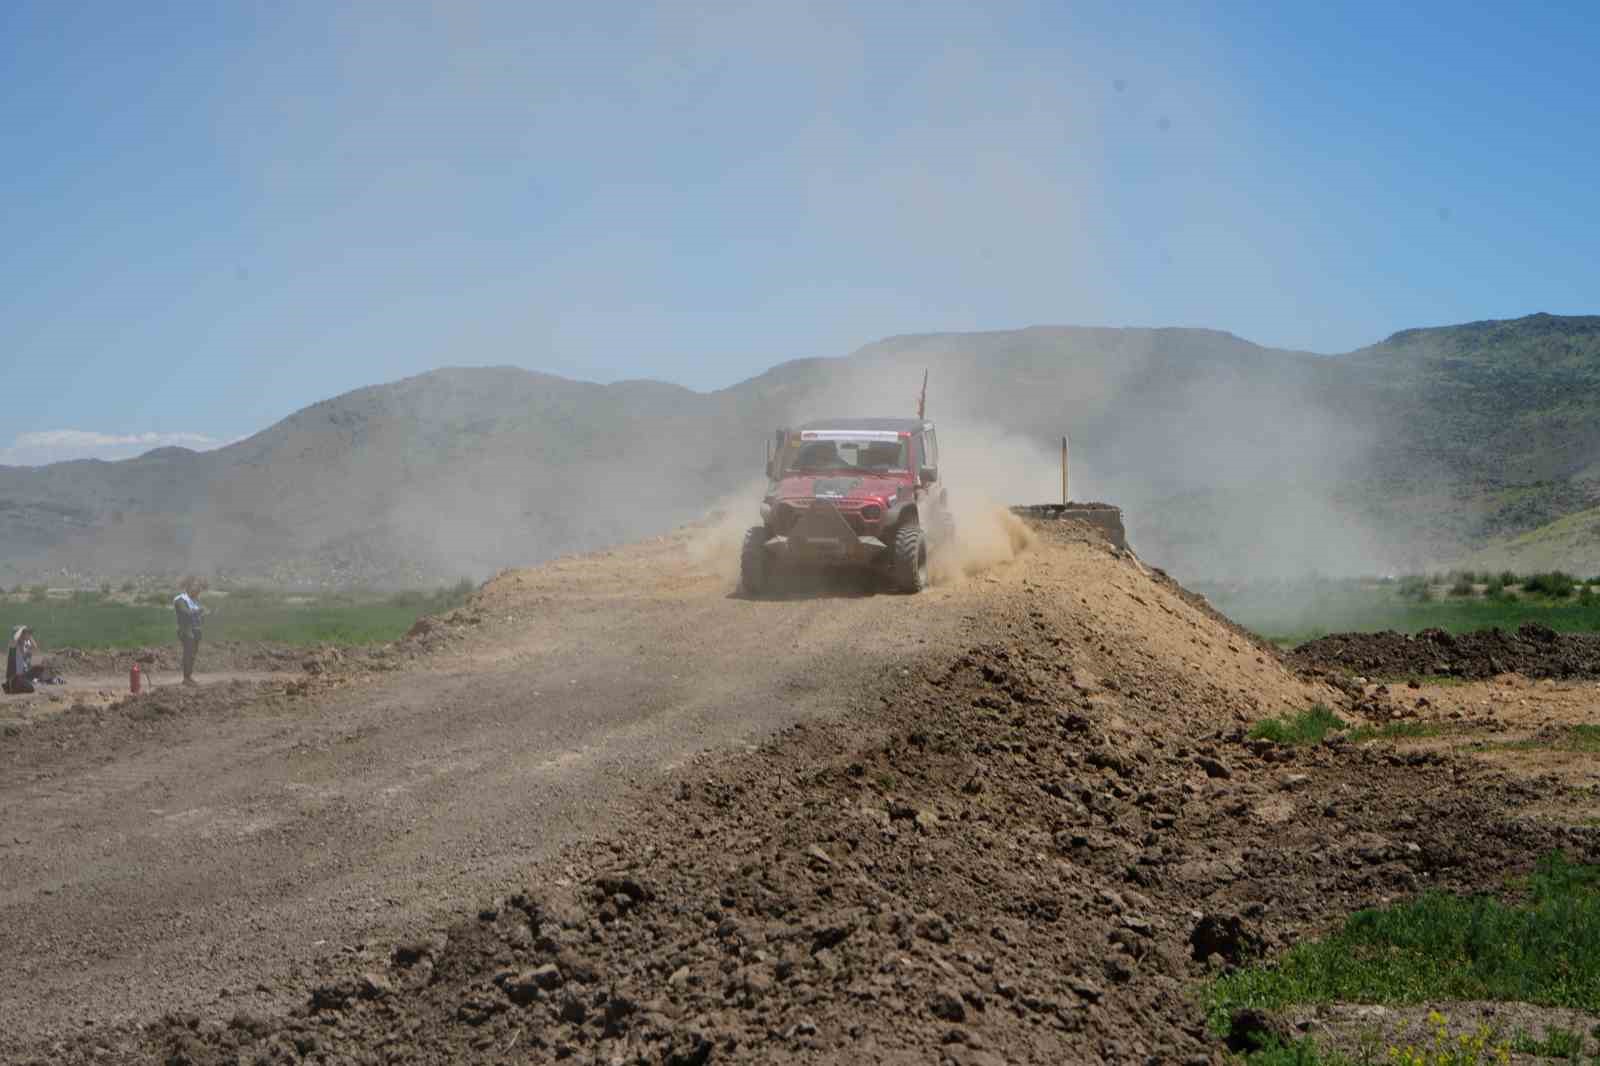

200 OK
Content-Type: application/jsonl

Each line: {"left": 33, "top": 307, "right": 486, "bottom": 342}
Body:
{"left": 285, "top": 603, "right": 485, "bottom": 684}
{"left": 71, "top": 569, "right": 1589, "bottom": 1065}
{"left": 1294, "top": 623, "right": 1600, "bottom": 681}
{"left": 394, "top": 603, "right": 486, "bottom": 655}
{"left": 0, "top": 681, "right": 293, "bottom": 781}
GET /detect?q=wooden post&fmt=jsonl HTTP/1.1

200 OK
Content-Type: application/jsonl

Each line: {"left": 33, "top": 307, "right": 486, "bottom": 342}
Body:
{"left": 1061, "top": 435, "right": 1069, "bottom": 505}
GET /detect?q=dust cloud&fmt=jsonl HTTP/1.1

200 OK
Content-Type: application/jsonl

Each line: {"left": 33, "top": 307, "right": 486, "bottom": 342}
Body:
{"left": 685, "top": 478, "right": 772, "bottom": 585}
{"left": 682, "top": 420, "right": 1058, "bottom": 591}
{"left": 10, "top": 330, "right": 1403, "bottom": 597}
{"left": 683, "top": 444, "right": 1039, "bottom": 591}
{"left": 778, "top": 329, "right": 1395, "bottom": 585}
{"left": 929, "top": 424, "right": 1048, "bottom": 583}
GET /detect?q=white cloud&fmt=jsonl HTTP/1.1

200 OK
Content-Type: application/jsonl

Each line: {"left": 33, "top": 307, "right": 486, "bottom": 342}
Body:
{"left": 0, "top": 430, "right": 229, "bottom": 467}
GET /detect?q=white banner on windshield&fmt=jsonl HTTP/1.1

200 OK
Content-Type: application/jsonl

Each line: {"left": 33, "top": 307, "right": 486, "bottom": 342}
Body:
{"left": 799, "top": 430, "right": 904, "bottom": 442}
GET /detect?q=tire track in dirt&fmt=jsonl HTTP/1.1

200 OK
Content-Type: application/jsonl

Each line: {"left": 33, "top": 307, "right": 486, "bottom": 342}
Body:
{"left": 25, "top": 524, "right": 1581, "bottom": 1065}
{"left": 0, "top": 531, "right": 998, "bottom": 1045}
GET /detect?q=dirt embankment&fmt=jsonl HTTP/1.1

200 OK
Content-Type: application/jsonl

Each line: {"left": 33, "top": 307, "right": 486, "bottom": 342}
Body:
{"left": 1294, "top": 623, "right": 1600, "bottom": 680}
{"left": 11, "top": 521, "right": 1586, "bottom": 1065}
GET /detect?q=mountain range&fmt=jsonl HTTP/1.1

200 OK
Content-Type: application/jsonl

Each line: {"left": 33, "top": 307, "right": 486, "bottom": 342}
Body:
{"left": 5, "top": 312, "right": 1600, "bottom": 586}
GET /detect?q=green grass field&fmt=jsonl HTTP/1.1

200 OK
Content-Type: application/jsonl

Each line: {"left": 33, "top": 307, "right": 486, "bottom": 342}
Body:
{"left": 1197, "top": 574, "right": 1600, "bottom": 645}
{"left": 1211, "top": 851, "right": 1600, "bottom": 1063}
{"left": 3, "top": 581, "right": 475, "bottom": 650}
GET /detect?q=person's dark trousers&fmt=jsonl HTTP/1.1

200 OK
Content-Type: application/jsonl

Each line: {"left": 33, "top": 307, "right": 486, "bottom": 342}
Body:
{"left": 181, "top": 633, "right": 200, "bottom": 681}
{"left": 3, "top": 647, "right": 29, "bottom": 693}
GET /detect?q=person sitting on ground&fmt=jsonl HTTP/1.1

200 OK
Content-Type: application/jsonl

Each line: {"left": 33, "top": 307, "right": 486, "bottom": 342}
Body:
{"left": 173, "top": 579, "right": 206, "bottom": 686}
{"left": 4, "top": 625, "right": 49, "bottom": 694}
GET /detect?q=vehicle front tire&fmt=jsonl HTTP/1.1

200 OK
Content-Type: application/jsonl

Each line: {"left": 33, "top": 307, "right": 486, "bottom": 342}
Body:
{"left": 893, "top": 521, "right": 929, "bottom": 593}
{"left": 740, "top": 526, "right": 771, "bottom": 597}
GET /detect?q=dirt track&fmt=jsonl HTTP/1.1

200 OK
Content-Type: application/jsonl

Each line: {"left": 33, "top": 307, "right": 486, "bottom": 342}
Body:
{"left": 6, "top": 522, "right": 1599, "bottom": 1064}
{"left": 0, "top": 527, "right": 1013, "bottom": 1048}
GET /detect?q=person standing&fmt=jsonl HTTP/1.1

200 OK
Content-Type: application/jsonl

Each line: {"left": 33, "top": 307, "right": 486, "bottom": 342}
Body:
{"left": 173, "top": 579, "right": 205, "bottom": 685}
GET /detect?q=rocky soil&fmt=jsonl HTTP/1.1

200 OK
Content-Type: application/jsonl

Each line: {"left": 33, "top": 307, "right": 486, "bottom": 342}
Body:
{"left": 8, "top": 523, "right": 1592, "bottom": 1065}
{"left": 136, "top": 678, "right": 1579, "bottom": 1066}
{"left": 1294, "top": 623, "right": 1600, "bottom": 680}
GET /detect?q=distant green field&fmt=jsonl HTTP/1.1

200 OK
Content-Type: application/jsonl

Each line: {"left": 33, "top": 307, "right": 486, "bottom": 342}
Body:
{"left": 2, "top": 581, "right": 475, "bottom": 650}
{"left": 1196, "top": 573, "right": 1600, "bottom": 645}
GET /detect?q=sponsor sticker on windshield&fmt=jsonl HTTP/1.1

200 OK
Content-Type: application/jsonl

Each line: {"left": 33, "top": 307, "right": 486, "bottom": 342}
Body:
{"left": 801, "top": 430, "right": 902, "bottom": 442}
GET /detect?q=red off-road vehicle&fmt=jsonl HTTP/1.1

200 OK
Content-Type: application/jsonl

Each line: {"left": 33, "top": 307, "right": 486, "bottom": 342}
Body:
{"left": 740, "top": 418, "right": 951, "bottom": 595}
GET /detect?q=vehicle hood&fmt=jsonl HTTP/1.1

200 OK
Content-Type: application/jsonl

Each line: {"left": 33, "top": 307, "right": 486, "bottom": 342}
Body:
{"left": 771, "top": 474, "right": 905, "bottom": 504}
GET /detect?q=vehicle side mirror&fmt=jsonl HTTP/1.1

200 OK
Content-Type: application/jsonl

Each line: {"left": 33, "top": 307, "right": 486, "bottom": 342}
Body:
{"left": 919, "top": 465, "right": 938, "bottom": 486}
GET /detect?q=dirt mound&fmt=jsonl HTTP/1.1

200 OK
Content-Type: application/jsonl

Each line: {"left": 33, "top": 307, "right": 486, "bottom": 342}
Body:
{"left": 21, "top": 524, "right": 1581, "bottom": 1065}
{"left": 1294, "top": 623, "right": 1600, "bottom": 680}
{"left": 9, "top": 524, "right": 1587, "bottom": 1062}
{"left": 0, "top": 680, "right": 293, "bottom": 771}
{"left": 73, "top": 646, "right": 1572, "bottom": 1065}
{"left": 42, "top": 641, "right": 304, "bottom": 676}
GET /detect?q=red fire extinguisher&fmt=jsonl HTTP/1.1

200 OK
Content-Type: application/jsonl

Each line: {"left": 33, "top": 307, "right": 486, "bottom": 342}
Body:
{"left": 130, "top": 663, "right": 142, "bottom": 694}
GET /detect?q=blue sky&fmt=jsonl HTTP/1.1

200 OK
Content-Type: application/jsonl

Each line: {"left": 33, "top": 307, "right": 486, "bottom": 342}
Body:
{"left": 2, "top": 1, "right": 1596, "bottom": 464}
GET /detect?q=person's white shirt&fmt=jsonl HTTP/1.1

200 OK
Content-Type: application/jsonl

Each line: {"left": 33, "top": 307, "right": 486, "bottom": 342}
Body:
{"left": 174, "top": 592, "right": 203, "bottom": 632}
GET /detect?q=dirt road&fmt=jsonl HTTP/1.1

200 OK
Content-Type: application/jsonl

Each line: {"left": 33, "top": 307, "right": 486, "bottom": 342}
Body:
{"left": 12, "top": 521, "right": 1598, "bottom": 1063}
{"left": 0, "top": 529, "right": 999, "bottom": 1044}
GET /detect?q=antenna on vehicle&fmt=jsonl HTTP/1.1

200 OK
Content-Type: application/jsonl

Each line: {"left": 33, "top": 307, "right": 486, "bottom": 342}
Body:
{"left": 916, "top": 369, "right": 928, "bottom": 421}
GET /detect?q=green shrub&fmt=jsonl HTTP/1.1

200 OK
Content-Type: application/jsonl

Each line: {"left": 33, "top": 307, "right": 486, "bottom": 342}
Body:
{"left": 28, "top": 585, "right": 48, "bottom": 603}
{"left": 1448, "top": 577, "right": 1475, "bottom": 597}
{"left": 1347, "top": 721, "right": 1442, "bottom": 743}
{"left": 1523, "top": 571, "right": 1576, "bottom": 598}
{"left": 1498, "top": 570, "right": 1519, "bottom": 586}
{"left": 1248, "top": 705, "right": 1343, "bottom": 746}
{"left": 1397, "top": 575, "right": 1431, "bottom": 600}
{"left": 1509, "top": 1026, "right": 1585, "bottom": 1058}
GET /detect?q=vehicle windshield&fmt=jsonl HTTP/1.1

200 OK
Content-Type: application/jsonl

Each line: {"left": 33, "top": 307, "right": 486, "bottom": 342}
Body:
{"left": 786, "top": 435, "right": 908, "bottom": 474}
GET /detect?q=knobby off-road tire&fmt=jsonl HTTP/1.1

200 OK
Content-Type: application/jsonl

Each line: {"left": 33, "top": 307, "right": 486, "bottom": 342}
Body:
{"left": 740, "top": 526, "right": 771, "bottom": 597}
{"left": 893, "top": 521, "right": 929, "bottom": 594}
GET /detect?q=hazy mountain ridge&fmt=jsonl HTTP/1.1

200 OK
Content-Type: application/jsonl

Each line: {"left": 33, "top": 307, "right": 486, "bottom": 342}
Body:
{"left": 5, "top": 314, "right": 1600, "bottom": 585}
